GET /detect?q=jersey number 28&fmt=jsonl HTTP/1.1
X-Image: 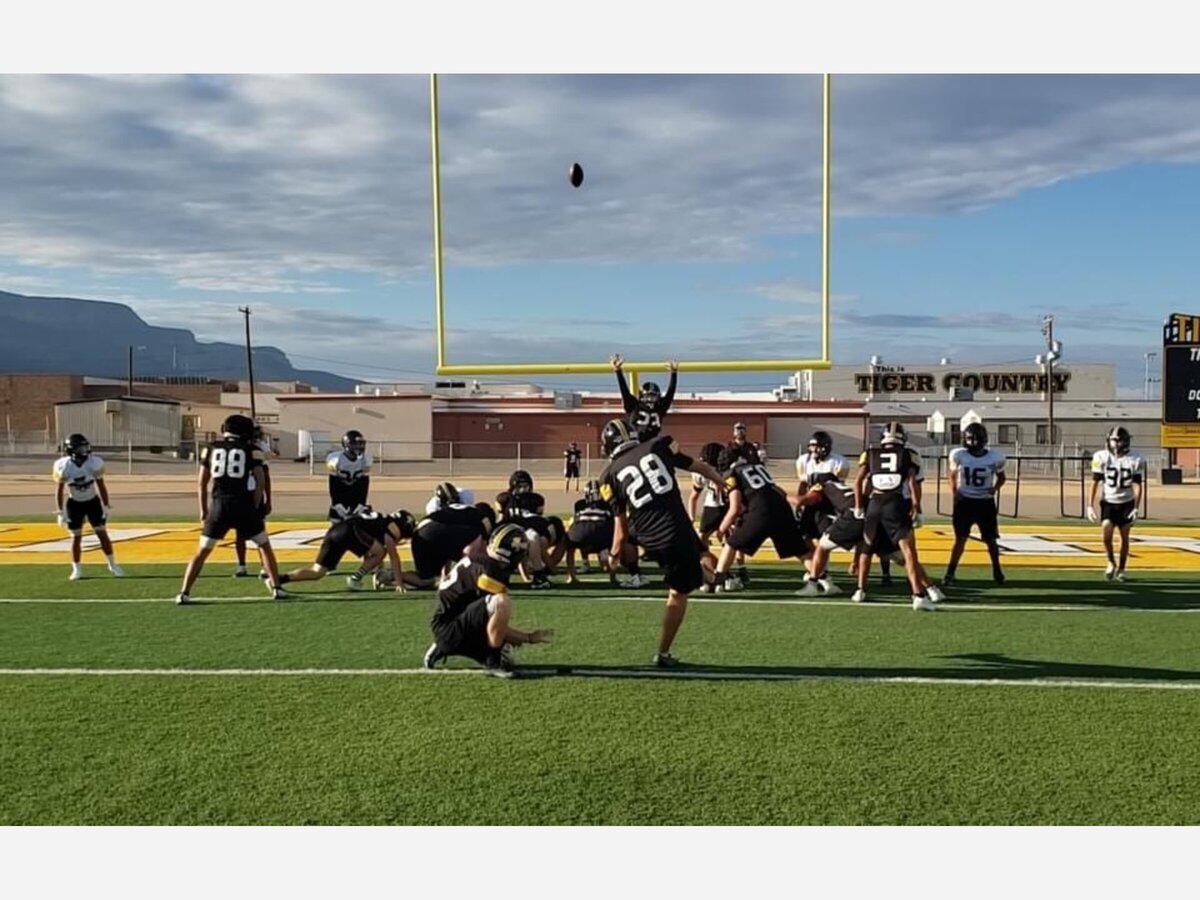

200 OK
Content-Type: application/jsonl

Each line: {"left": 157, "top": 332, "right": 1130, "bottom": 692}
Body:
{"left": 617, "top": 453, "right": 675, "bottom": 508}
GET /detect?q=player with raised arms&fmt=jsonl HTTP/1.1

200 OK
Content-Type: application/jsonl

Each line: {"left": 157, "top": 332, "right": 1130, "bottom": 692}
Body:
{"left": 611, "top": 354, "right": 679, "bottom": 440}
{"left": 598, "top": 419, "right": 725, "bottom": 667}
{"left": 1088, "top": 426, "right": 1145, "bottom": 581}
{"left": 943, "top": 422, "right": 1007, "bottom": 586}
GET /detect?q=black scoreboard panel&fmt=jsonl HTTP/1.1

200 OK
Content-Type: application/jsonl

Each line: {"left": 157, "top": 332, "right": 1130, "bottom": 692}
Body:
{"left": 1162, "top": 344, "right": 1200, "bottom": 423}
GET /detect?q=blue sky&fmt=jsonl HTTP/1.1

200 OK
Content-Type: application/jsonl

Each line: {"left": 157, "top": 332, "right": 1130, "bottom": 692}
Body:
{"left": 1, "top": 74, "right": 1198, "bottom": 392}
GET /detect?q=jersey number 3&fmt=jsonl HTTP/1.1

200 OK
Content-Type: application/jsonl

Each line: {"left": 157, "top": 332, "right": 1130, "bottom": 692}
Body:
{"left": 617, "top": 453, "right": 675, "bottom": 508}
{"left": 209, "top": 448, "right": 246, "bottom": 479}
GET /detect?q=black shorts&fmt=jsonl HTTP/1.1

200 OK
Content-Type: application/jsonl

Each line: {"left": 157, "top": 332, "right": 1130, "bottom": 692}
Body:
{"left": 412, "top": 525, "right": 479, "bottom": 580}
{"left": 795, "top": 503, "right": 827, "bottom": 541}
{"left": 953, "top": 495, "right": 999, "bottom": 541}
{"left": 1101, "top": 500, "right": 1136, "bottom": 528}
{"left": 698, "top": 505, "right": 728, "bottom": 537}
{"left": 727, "top": 507, "right": 810, "bottom": 559}
{"left": 202, "top": 495, "right": 266, "bottom": 544}
{"left": 431, "top": 598, "right": 493, "bottom": 664}
{"left": 314, "top": 521, "right": 371, "bottom": 571}
{"left": 864, "top": 493, "right": 911, "bottom": 550}
{"left": 564, "top": 462, "right": 581, "bottom": 478}
{"left": 643, "top": 533, "right": 706, "bottom": 595}
{"left": 568, "top": 521, "right": 613, "bottom": 554}
{"left": 509, "top": 514, "right": 561, "bottom": 544}
{"left": 823, "top": 511, "right": 864, "bottom": 551}
{"left": 65, "top": 497, "right": 106, "bottom": 532}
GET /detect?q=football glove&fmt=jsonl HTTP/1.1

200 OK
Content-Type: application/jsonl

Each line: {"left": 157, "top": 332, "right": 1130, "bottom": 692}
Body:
{"left": 912, "top": 512, "right": 924, "bottom": 529}
{"left": 1086, "top": 507, "right": 1098, "bottom": 523}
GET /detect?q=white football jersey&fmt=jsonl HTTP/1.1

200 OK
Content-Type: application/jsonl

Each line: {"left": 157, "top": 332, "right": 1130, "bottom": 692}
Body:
{"left": 949, "top": 447, "right": 1007, "bottom": 500}
{"left": 1092, "top": 450, "right": 1145, "bottom": 504}
{"left": 691, "top": 472, "right": 725, "bottom": 509}
{"left": 326, "top": 449, "right": 373, "bottom": 484}
{"left": 796, "top": 451, "right": 849, "bottom": 485}
{"left": 53, "top": 455, "right": 106, "bottom": 502}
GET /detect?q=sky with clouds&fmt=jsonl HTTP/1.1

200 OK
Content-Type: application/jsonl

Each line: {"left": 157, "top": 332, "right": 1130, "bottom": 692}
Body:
{"left": 2, "top": 73, "right": 1199, "bottom": 392}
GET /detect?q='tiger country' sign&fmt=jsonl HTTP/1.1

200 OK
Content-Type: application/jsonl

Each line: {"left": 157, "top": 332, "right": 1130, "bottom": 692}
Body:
{"left": 853, "top": 371, "right": 1072, "bottom": 395}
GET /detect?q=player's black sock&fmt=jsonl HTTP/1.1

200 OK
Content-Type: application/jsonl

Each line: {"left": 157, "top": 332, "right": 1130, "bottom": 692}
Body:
{"left": 351, "top": 564, "right": 370, "bottom": 581}
{"left": 278, "top": 574, "right": 291, "bottom": 585}
{"left": 626, "top": 559, "right": 641, "bottom": 576}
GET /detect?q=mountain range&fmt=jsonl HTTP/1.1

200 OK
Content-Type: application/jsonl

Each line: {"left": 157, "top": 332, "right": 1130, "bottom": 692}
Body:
{"left": 0, "top": 290, "right": 357, "bottom": 391}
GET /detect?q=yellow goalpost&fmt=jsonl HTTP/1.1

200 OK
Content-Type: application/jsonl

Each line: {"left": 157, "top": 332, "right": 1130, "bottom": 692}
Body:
{"left": 429, "top": 74, "right": 833, "bottom": 377}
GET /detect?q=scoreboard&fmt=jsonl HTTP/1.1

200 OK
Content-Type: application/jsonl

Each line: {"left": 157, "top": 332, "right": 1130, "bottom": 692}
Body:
{"left": 1161, "top": 313, "right": 1200, "bottom": 448}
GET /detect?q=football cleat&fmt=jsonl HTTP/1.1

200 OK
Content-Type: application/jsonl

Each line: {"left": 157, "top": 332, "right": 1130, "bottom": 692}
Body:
{"left": 273, "top": 587, "right": 292, "bottom": 601}
{"left": 620, "top": 573, "right": 646, "bottom": 589}
{"left": 943, "top": 572, "right": 956, "bottom": 586}
{"left": 484, "top": 645, "right": 516, "bottom": 678}
{"left": 818, "top": 579, "right": 841, "bottom": 596}
{"left": 926, "top": 584, "right": 946, "bottom": 603}
{"left": 993, "top": 571, "right": 1006, "bottom": 586}
{"left": 531, "top": 572, "right": 553, "bottom": 590}
{"left": 1104, "top": 561, "right": 1116, "bottom": 580}
{"left": 232, "top": 566, "right": 249, "bottom": 578}
{"left": 652, "top": 652, "right": 680, "bottom": 669}
{"left": 912, "top": 594, "right": 939, "bottom": 612}
{"left": 175, "top": 592, "right": 190, "bottom": 605}
{"left": 851, "top": 589, "right": 868, "bottom": 603}
{"left": 1115, "top": 570, "right": 1127, "bottom": 582}
{"left": 794, "top": 580, "right": 822, "bottom": 597}
{"left": 719, "top": 575, "right": 744, "bottom": 593}
{"left": 346, "top": 576, "right": 365, "bottom": 591}
{"left": 68, "top": 567, "right": 83, "bottom": 582}
{"left": 423, "top": 642, "right": 446, "bottom": 670}
{"left": 579, "top": 560, "right": 591, "bottom": 575}
{"left": 107, "top": 562, "right": 125, "bottom": 578}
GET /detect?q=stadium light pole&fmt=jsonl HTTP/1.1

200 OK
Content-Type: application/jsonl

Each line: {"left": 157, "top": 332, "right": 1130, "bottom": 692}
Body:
{"left": 127, "top": 344, "right": 146, "bottom": 396}
{"left": 1038, "top": 315, "right": 1062, "bottom": 454}
{"left": 239, "top": 306, "right": 257, "bottom": 419}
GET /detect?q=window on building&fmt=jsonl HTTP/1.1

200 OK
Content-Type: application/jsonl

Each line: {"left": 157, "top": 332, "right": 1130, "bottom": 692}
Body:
{"left": 1035, "top": 424, "right": 1061, "bottom": 445}
{"left": 949, "top": 423, "right": 962, "bottom": 444}
{"left": 997, "top": 424, "right": 1020, "bottom": 445}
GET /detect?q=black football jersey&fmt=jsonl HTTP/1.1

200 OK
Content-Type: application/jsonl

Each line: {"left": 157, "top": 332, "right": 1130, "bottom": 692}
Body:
{"left": 431, "top": 554, "right": 511, "bottom": 627}
{"left": 564, "top": 447, "right": 582, "bottom": 466}
{"left": 599, "top": 434, "right": 693, "bottom": 551}
{"left": 619, "top": 370, "right": 677, "bottom": 440}
{"left": 727, "top": 440, "right": 761, "bottom": 465}
{"left": 349, "top": 511, "right": 402, "bottom": 547}
{"left": 418, "top": 504, "right": 490, "bottom": 538}
{"left": 860, "top": 447, "right": 922, "bottom": 495}
{"left": 723, "top": 462, "right": 786, "bottom": 515}
{"left": 495, "top": 490, "right": 546, "bottom": 522}
{"left": 200, "top": 437, "right": 264, "bottom": 499}
{"left": 810, "top": 479, "right": 855, "bottom": 514}
{"left": 572, "top": 497, "right": 613, "bottom": 526}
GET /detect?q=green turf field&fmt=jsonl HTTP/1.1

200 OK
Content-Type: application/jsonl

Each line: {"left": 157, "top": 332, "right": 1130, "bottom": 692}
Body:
{"left": 2, "top": 562, "right": 1198, "bottom": 825}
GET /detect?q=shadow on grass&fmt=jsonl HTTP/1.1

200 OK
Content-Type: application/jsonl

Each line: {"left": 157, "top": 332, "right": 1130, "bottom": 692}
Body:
{"left": 512, "top": 652, "right": 1200, "bottom": 684}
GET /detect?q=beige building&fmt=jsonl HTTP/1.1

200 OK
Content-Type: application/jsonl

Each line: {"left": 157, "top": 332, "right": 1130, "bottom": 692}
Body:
{"left": 273, "top": 393, "right": 433, "bottom": 460}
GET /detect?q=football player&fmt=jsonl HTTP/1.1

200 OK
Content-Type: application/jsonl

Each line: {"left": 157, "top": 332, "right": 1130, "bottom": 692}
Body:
{"left": 711, "top": 447, "right": 810, "bottom": 592}
{"left": 723, "top": 423, "right": 759, "bottom": 582}
{"left": 52, "top": 433, "right": 123, "bottom": 581}
{"left": 853, "top": 422, "right": 939, "bottom": 611}
{"left": 278, "top": 509, "right": 416, "bottom": 592}
{"left": 177, "top": 415, "right": 286, "bottom": 605}
{"left": 563, "top": 441, "right": 583, "bottom": 492}
{"left": 944, "top": 422, "right": 1007, "bottom": 586}
{"left": 424, "top": 481, "right": 476, "bottom": 515}
{"left": 598, "top": 419, "right": 725, "bottom": 667}
{"left": 611, "top": 354, "right": 679, "bottom": 440}
{"left": 494, "top": 470, "right": 564, "bottom": 588}
{"left": 326, "top": 429, "right": 372, "bottom": 522}
{"left": 688, "top": 442, "right": 728, "bottom": 547}
{"left": 233, "top": 424, "right": 273, "bottom": 578}
{"left": 422, "top": 524, "right": 554, "bottom": 679}
{"left": 565, "top": 479, "right": 640, "bottom": 585}
{"left": 408, "top": 500, "right": 497, "bottom": 589}
{"left": 794, "top": 430, "right": 849, "bottom": 540}
{"left": 1088, "top": 426, "right": 1145, "bottom": 581}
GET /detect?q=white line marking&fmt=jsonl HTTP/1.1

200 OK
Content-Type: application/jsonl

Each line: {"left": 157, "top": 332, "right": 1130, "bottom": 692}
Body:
{"left": 0, "top": 667, "right": 1197, "bottom": 691}
{"left": 0, "top": 594, "right": 1198, "bottom": 613}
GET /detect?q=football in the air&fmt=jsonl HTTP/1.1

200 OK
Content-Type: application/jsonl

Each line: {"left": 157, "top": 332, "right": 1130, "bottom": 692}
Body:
{"left": 568, "top": 162, "right": 584, "bottom": 188}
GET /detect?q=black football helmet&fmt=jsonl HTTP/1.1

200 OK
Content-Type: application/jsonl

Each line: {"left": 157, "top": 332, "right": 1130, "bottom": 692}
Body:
{"left": 639, "top": 381, "right": 662, "bottom": 405}
{"left": 221, "top": 414, "right": 255, "bottom": 441}
{"left": 508, "top": 470, "right": 534, "bottom": 494}
{"left": 808, "top": 431, "right": 833, "bottom": 460}
{"left": 1107, "top": 426, "right": 1131, "bottom": 455}
{"left": 700, "top": 441, "right": 723, "bottom": 467}
{"left": 64, "top": 433, "right": 91, "bottom": 463}
{"left": 880, "top": 421, "right": 907, "bottom": 448}
{"left": 435, "top": 481, "right": 461, "bottom": 507}
{"left": 388, "top": 509, "right": 417, "bottom": 540}
{"left": 963, "top": 422, "right": 988, "bottom": 456}
{"left": 486, "top": 523, "right": 531, "bottom": 568}
{"left": 601, "top": 419, "right": 638, "bottom": 459}
{"left": 342, "top": 429, "right": 367, "bottom": 458}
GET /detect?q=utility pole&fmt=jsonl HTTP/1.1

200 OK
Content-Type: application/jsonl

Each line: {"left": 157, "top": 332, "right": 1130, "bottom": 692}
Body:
{"left": 239, "top": 306, "right": 257, "bottom": 419}
{"left": 1036, "top": 316, "right": 1063, "bottom": 454}
{"left": 127, "top": 345, "right": 134, "bottom": 396}
{"left": 1144, "top": 351, "right": 1158, "bottom": 401}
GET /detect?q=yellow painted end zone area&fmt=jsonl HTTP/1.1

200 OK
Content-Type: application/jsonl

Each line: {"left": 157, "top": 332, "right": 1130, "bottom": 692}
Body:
{"left": 2, "top": 522, "right": 1200, "bottom": 570}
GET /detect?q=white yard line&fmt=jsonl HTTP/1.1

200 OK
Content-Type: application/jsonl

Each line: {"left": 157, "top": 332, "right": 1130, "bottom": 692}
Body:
{"left": 0, "top": 666, "right": 1197, "bottom": 691}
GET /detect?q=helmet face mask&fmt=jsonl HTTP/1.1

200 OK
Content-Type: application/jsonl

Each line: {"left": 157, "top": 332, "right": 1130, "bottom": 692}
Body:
{"left": 601, "top": 419, "right": 638, "bottom": 459}
{"left": 639, "top": 382, "right": 662, "bottom": 405}
{"left": 1107, "top": 426, "right": 1131, "bottom": 455}
{"left": 808, "top": 431, "right": 832, "bottom": 461}
{"left": 65, "top": 433, "right": 91, "bottom": 462}
{"left": 584, "top": 479, "right": 601, "bottom": 503}
{"left": 509, "top": 470, "right": 534, "bottom": 494}
{"left": 342, "top": 429, "right": 367, "bottom": 459}
{"left": 963, "top": 422, "right": 988, "bottom": 456}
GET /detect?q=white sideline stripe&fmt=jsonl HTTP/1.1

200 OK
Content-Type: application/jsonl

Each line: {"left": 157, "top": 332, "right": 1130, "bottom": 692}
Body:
{"left": 0, "top": 666, "right": 1197, "bottom": 691}
{"left": 1, "top": 594, "right": 1197, "bottom": 614}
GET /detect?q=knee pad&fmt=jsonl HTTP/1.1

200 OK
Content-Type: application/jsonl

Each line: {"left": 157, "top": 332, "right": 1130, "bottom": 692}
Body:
{"left": 198, "top": 535, "right": 219, "bottom": 550}
{"left": 246, "top": 531, "right": 270, "bottom": 548}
